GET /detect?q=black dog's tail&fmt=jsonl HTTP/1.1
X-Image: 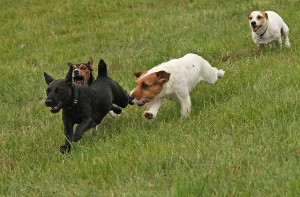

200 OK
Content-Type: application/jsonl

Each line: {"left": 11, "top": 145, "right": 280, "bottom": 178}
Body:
{"left": 98, "top": 59, "right": 108, "bottom": 77}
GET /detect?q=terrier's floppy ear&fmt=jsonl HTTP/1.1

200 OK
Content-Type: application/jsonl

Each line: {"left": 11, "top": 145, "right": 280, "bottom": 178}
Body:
{"left": 134, "top": 71, "right": 145, "bottom": 78}
{"left": 264, "top": 12, "right": 268, "bottom": 19}
{"left": 87, "top": 56, "right": 94, "bottom": 71}
{"left": 67, "top": 62, "right": 73, "bottom": 67}
{"left": 156, "top": 71, "right": 171, "bottom": 84}
{"left": 44, "top": 72, "right": 54, "bottom": 85}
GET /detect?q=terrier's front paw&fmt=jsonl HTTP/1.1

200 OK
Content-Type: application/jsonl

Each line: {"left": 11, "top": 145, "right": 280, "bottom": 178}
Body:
{"left": 144, "top": 111, "right": 154, "bottom": 119}
{"left": 60, "top": 144, "right": 71, "bottom": 154}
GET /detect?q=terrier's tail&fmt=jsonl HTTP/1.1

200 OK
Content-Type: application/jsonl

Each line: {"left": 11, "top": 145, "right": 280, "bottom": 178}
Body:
{"left": 217, "top": 69, "right": 225, "bottom": 78}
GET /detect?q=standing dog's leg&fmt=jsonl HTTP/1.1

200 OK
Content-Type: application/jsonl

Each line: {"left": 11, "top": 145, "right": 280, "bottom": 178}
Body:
{"left": 72, "top": 118, "right": 94, "bottom": 142}
{"left": 144, "top": 99, "right": 162, "bottom": 119}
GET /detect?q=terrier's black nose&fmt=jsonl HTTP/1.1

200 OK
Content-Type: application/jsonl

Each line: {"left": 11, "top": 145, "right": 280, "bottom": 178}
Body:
{"left": 45, "top": 99, "right": 53, "bottom": 107}
{"left": 251, "top": 21, "right": 256, "bottom": 26}
{"left": 74, "top": 70, "right": 80, "bottom": 75}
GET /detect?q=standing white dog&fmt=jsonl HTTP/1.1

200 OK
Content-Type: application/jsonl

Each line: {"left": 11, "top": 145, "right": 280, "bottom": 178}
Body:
{"left": 248, "top": 11, "right": 290, "bottom": 49}
{"left": 130, "top": 53, "right": 225, "bottom": 119}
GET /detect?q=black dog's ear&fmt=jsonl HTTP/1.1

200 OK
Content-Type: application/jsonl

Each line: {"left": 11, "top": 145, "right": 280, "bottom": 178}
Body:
{"left": 44, "top": 72, "right": 54, "bottom": 85}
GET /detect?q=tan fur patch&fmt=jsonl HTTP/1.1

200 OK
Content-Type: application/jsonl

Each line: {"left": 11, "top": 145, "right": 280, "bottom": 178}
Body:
{"left": 131, "top": 71, "right": 170, "bottom": 100}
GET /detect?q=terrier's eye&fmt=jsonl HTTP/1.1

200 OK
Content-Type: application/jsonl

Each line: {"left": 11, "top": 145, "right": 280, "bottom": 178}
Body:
{"left": 141, "top": 83, "right": 149, "bottom": 89}
{"left": 81, "top": 66, "right": 86, "bottom": 70}
{"left": 249, "top": 17, "right": 252, "bottom": 20}
{"left": 257, "top": 15, "right": 262, "bottom": 19}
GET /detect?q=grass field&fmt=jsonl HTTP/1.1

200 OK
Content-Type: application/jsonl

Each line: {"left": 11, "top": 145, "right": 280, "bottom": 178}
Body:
{"left": 1, "top": 0, "right": 300, "bottom": 196}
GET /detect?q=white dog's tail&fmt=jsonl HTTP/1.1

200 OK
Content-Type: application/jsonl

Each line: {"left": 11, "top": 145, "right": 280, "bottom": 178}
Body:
{"left": 203, "top": 67, "right": 225, "bottom": 85}
{"left": 216, "top": 69, "right": 225, "bottom": 78}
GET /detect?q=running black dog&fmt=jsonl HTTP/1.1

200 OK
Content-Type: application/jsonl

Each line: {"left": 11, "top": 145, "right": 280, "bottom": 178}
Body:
{"left": 44, "top": 59, "right": 132, "bottom": 153}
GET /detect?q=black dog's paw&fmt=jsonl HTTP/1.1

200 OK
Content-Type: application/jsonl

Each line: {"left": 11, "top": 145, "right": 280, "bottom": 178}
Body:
{"left": 60, "top": 144, "right": 71, "bottom": 154}
{"left": 111, "top": 106, "right": 122, "bottom": 114}
{"left": 72, "top": 135, "right": 82, "bottom": 142}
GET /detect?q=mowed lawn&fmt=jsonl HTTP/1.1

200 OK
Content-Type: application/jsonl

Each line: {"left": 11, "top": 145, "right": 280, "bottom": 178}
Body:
{"left": 1, "top": 0, "right": 300, "bottom": 196}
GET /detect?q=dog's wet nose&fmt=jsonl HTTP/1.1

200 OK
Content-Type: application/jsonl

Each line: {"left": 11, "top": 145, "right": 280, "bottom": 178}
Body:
{"left": 74, "top": 69, "right": 80, "bottom": 75}
{"left": 129, "top": 95, "right": 135, "bottom": 105}
{"left": 45, "top": 99, "right": 53, "bottom": 107}
{"left": 251, "top": 21, "right": 256, "bottom": 26}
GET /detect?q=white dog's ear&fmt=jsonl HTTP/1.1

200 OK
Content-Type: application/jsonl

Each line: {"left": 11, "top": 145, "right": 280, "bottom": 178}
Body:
{"left": 264, "top": 12, "right": 268, "bottom": 19}
{"left": 134, "top": 71, "right": 145, "bottom": 78}
{"left": 156, "top": 71, "right": 171, "bottom": 84}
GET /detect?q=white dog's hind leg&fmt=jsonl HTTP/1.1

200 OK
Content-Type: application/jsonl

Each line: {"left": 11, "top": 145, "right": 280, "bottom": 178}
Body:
{"left": 277, "top": 37, "right": 283, "bottom": 49}
{"left": 144, "top": 99, "right": 162, "bottom": 119}
{"left": 176, "top": 92, "right": 191, "bottom": 118}
{"left": 282, "top": 23, "right": 291, "bottom": 47}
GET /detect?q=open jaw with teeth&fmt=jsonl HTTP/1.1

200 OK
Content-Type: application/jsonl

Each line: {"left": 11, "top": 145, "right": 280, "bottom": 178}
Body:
{"left": 73, "top": 76, "right": 84, "bottom": 85}
{"left": 50, "top": 102, "right": 62, "bottom": 113}
{"left": 137, "top": 99, "right": 150, "bottom": 107}
{"left": 252, "top": 25, "right": 262, "bottom": 32}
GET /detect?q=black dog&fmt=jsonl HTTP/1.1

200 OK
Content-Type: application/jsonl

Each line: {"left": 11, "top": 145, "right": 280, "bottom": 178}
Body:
{"left": 44, "top": 59, "right": 132, "bottom": 153}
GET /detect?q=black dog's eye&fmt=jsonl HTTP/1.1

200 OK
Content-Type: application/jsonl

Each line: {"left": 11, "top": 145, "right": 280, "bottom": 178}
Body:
{"left": 141, "top": 83, "right": 149, "bottom": 89}
{"left": 55, "top": 88, "right": 61, "bottom": 93}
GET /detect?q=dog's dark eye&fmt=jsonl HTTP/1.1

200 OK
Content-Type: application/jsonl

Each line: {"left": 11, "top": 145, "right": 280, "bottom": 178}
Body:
{"left": 257, "top": 15, "right": 262, "bottom": 19}
{"left": 141, "top": 83, "right": 149, "bottom": 89}
{"left": 249, "top": 17, "right": 252, "bottom": 20}
{"left": 81, "top": 66, "right": 86, "bottom": 70}
{"left": 55, "top": 88, "right": 61, "bottom": 93}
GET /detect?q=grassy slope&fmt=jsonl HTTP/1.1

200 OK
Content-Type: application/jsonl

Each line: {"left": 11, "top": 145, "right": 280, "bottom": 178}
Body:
{"left": 1, "top": 0, "right": 300, "bottom": 196}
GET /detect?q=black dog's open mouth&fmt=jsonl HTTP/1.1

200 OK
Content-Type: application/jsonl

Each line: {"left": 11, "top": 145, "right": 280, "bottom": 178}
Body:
{"left": 252, "top": 25, "right": 262, "bottom": 32}
{"left": 50, "top": 102, "right": 62, "bottom": 113}
{"left": 73, "top": 76, "right": 84, "bottom": 86}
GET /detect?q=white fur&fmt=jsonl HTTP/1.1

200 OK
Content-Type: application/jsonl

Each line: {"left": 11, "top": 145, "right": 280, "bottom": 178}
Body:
{"left": 134, "top": 53, "right": 224, "bottom": 119}
{"left": 249, "top": 11, "right": 290, "bottom": 49}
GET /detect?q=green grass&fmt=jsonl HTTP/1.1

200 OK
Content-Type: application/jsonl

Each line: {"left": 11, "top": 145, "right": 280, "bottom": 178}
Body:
{"left": 1, "top": 0, "right": 300, "bottom": 196}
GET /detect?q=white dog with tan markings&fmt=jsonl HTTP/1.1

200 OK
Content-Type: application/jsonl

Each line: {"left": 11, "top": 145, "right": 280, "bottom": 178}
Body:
{"left": 248, "top": 11, "right": 290, "bottom": 49}
{"left": 130, "top": 53, "right": 225, "bottom": 119}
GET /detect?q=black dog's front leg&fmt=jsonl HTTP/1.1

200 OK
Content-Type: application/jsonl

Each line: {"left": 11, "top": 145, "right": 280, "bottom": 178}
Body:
{"left": 72, "top": 118, "right": 94, "bottom": 142}
{"left": 61, "top": 112, "right": 74, "bottom": 154}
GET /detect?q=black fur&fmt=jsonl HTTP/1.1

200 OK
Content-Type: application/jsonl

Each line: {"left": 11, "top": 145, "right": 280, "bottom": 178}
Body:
{"left": 44, "top": 59, "right": 131, "bottom": 153}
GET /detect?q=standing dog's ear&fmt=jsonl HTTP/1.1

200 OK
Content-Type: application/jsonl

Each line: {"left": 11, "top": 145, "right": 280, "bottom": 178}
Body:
{"left": 65, "top": 68, "right": 73, "bottom": 86}
{"left": 87, "top": 57, "right": 94, "bottom": 71}
{"left": 44, "top": 72, "right": 54, "bottom": 85}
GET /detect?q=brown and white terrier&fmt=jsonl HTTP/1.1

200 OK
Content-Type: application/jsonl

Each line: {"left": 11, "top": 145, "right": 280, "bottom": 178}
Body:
{"left": 67, "top": 57, "right": 94, "bottom": 87}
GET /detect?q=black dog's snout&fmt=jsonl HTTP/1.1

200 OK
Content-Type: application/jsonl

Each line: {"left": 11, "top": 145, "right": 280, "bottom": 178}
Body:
{"left": 251, "top": 21, "right": 256, "bottom": 26}
{"left": 45, "top": 99, "right": 53, "bottom": 107}
{"left": 129, "top": 95, "right": 135, "bottom": 105}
